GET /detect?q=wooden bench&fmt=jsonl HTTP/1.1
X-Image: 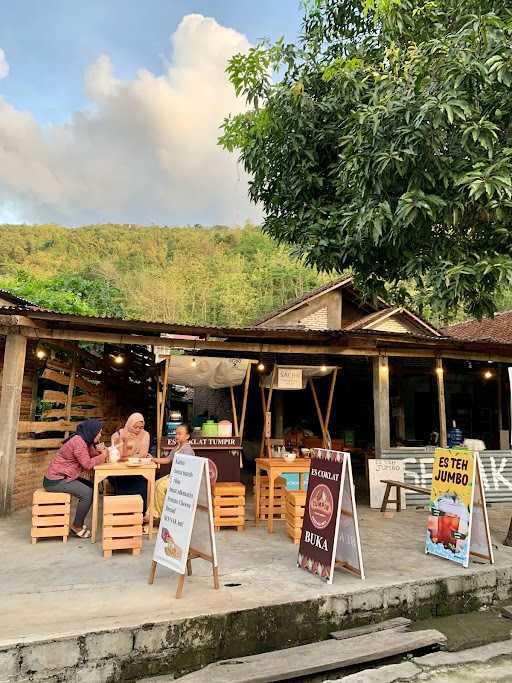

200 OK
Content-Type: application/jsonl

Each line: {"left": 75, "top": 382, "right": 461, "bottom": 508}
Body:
{"left": 102, "top": 495, "right": 143, "bottom": 558}
{"left": 380, "top": 479, "right": 430, "bottom": 513}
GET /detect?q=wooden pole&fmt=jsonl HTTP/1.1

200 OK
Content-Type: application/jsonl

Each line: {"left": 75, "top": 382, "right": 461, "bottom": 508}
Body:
{"left": 160, "top": 357, "right": 170, "bottom": 439}
{"left": 435, "top": 358, "right": 447, "bottom": 448}
{"left": 0, "top": 333, "right": 27, "bottom": 516}
{"left": 64, "top": 356, "right": 77, "bottom": 439}
{"left": 238, "top": 363, "right": 251, "bottom": 439}
{"left": 229, "top": 386, "right": 239, "bottom": 436}
{"left": 259, "top": 385, "right": 267, "bottom": 457}
{"left": 156, "top": 366, "right": 163, "bottom": 458}
{"left": 309, "top": 378, "right": 327, "bottom": 446}
{"left": 324, "top": 368, "right": 338, "bottom": 437}
{"left": 373, "top": 356, "right": 390, "bottom": 457}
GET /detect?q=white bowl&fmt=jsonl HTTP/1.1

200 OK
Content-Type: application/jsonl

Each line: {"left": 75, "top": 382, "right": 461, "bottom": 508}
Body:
{"left": 282, "top": 452, "right": 296, "bottom": 462}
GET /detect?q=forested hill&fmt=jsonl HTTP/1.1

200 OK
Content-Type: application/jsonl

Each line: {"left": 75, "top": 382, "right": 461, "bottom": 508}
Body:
{"left": 0, "top": 224, "right": 331, "bottom": 326}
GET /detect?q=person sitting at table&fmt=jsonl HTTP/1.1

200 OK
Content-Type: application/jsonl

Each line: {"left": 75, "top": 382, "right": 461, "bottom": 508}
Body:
{"left": 43, "top": 418, "right": 107, "bottom": 539}
{"left": 109, "top": 412, "right": 151, "bottom": 516}
{"left": 152, "top": 423, "right": 194, "bottom": 519}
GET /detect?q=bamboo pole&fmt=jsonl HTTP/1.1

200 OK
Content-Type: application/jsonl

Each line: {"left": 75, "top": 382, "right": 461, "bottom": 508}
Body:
{"left": 239, "top": 363, "right": 251, "bottom": 439}
{"left": 309, "top": 378, "right": 327, "bottom": 446}
{"left": 156, "top": 365, "right": 163, "bottom": 457}
{"left": 160, "top": 357, "right": 170, "bottom": 441}
{"left": 229, "top": 385, "right": 239, "bottom": 436}
{"left": 259, "top": 385, "right": 267, "bottom": 457}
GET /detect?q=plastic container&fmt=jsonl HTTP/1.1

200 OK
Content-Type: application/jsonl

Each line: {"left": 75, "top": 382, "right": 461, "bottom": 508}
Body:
{"left": 217, "top": 420, "right": 232, "bottom": 437}
{"left": 202, "top": 420, "right": 218, "bottom": 437}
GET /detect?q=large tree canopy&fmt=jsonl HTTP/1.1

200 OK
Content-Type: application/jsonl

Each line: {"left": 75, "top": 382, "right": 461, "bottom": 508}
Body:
{"left": 220, "top": 0, "right": 512, "bottom": 319}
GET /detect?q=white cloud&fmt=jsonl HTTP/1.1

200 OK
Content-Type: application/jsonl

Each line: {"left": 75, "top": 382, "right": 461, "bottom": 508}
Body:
{"left": 0, "top": 15, "right": 260, "bottom": 225}
{"left": 0, "top": 49, "right": 9, "bottom": 79}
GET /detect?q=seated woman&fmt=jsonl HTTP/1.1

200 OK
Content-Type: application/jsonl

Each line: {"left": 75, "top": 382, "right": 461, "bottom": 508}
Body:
{"left": 153, "top": 423, "right": 194, "bottom": 519}
{"left": 109, "top": 412, "right": 151, "bottom": 516}
{"left": 43, "top": 418, "right": 107, "bottom": 538}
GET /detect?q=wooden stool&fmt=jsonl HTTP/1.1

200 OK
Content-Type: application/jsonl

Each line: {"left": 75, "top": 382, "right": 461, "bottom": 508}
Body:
{"left": 285, "top": 490, "right": 307, "bottom": 544}
{"left": 213, "top": 482, "right": 246, "bottom": 531}
{"left": 102, "top": 495, "right": 143, "bottom": 558}
{"left": 254, "top": 475, "right": 287, "bottom": 520}
{"left": 31, "top": 489, "right": 71, "bottom": 544}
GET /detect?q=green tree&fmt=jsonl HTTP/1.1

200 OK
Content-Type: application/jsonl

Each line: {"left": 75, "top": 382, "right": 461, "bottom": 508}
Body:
{"left": 220, "top": 0, "right": 512, "bottom": 320}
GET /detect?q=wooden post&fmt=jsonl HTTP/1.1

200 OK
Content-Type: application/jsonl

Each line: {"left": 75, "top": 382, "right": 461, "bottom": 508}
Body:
{"left": 373, "top": 356, "right": 390, "bottom": 458}
{"left": 160, "top": 357, "right": 170, "bottom": 446}
{"left": 239, "top": 363, "right": 251, "bottom": 439}
{"left": 435, "top": 358, "right": 447, "bottom": 448}
{"left": 309, "top": 378, "right": 327, "bottom": 446}
{"left": 64, "top": 357, "right": 77, "bottom": 439}
{"left": 0, "top": 333, "right": 27, "bottom": 516}
{"left": 324, "top": 368, "right": 338, "bottom": 438}
{"left": 229, "top": 386, "right": 239, "bottom": 436}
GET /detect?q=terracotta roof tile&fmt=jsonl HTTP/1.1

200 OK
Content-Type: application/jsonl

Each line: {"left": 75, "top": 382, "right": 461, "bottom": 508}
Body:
{"left": 443, "top": 310, "right": 512, "bottom": 343}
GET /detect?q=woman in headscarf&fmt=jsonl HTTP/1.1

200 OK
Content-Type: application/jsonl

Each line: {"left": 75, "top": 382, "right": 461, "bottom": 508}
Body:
{"left": 152, "top": 423, "right": 194, "bottom": 519}
{"left": 109, "top": 413, "right": 151, "bottom": 516}
{"left": 43, "top": 418, "right": 107, "bottom": 538}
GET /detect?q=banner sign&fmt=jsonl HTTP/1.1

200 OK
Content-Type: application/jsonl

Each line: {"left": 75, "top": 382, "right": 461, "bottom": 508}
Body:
{"left": 425, "top": 448, "right": 493, "bottom": 567}
{"left": 153, "top": 453, "right": 218, "bottom": 576}
{"left": 277, "top": 367, "right": 303, "bottom": 390}
{"left": 368, "top": 459, "right": 406, "bottom": 510}
{"left": 298, "top": 449, "right": 364, "bottom": 583}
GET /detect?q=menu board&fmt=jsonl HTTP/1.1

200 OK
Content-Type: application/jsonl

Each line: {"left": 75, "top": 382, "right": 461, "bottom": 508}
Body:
{"left": 153, "top": 454, "right": 209, "bottom": 574}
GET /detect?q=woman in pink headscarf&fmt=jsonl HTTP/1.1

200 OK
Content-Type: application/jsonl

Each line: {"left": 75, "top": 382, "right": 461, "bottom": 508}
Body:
{"left": 111, "top": 412, "right": 150, "bottom": 460}
{"left": 109, "top": 413, "right": 151, "bottom": 514}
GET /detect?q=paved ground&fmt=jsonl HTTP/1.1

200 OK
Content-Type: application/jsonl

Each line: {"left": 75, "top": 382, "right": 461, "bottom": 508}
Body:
{"left": 3, "top": 497, "right": 512, "bottom": 648}
{"left": 336, "top": 639, "right": 512, "bottom": 682}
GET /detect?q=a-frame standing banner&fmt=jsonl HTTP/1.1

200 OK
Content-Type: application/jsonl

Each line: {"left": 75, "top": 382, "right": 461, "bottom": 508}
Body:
{"left": 425, "top": 448, "right": 494, "bottom": 568}
{"left": 298, "top": 449, "right": 364, "bottom": 583}
{"left": 149, "top": 453, "right": 219, "bottom": 598}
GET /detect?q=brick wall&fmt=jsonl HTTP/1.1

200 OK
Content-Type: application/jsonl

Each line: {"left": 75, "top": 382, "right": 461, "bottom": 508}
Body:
{"left": 0, "top": 338, "right": 48, "bottom": 511}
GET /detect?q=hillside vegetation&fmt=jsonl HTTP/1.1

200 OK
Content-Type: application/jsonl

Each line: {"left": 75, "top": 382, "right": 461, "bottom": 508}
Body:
{"left": 0, "top": 224, "right": 331, "bottom": 326}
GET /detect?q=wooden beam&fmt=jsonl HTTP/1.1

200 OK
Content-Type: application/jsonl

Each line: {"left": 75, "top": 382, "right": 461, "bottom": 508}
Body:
{"left": 238, "top": 363, "right": 251, "bottom": 439}
{"left": 16, "top": 438, "right": 63, "bottom": 449}
{"left": 18, "top": 421, "right": 76, "bottom": 434}
{"left": 309, "top": 378, "right": 327, "bottom": 446}
{"left": 325, "top": 368, "right": 338, "bottom": 437}
{"left": 435, "top": 358, "right": 447, "bottom": 448}
{"left": 160, "top": 357, "right": 170, "bottom": 451}
{"left": 373, "top": 356, "right": 390, "bottom": 457}
{"left": 229, "top": 386, "right": 239, "bottom": 437}
{"left": 0, "top": 334, "right": 27, "bottom": 515}
{"left": 65, "top": 357, "right": 77, "bottom": 438}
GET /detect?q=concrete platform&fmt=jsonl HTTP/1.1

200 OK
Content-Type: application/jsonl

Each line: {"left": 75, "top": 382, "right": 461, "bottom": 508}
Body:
{"left": 2, "top": 500, "right": 512, "bottom": 681}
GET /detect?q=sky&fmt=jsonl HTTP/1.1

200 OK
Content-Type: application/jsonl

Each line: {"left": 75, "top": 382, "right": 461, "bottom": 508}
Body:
{"left": 0, "top": 1, "right": 302, "bottom": 226}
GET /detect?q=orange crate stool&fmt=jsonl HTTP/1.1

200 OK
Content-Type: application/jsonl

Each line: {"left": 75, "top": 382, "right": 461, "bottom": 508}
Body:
{"left": 254, "top": 475, "right": 287, "bottom": 520}
{"left": 102, "top": 495, "right": 143, "bottom": 558}
{"left": 31, "top": 489, "right": 71, "bottom": 544}
{"left": 285, "top": 490, "right": 307, "bottom": 544}
{"left": 213, "top": 482, "right": 246, "bottom": 531}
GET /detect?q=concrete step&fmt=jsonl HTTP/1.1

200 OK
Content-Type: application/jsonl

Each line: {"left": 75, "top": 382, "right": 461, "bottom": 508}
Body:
{"left": 140, "top": 628, "right": 446, "bottom": 683}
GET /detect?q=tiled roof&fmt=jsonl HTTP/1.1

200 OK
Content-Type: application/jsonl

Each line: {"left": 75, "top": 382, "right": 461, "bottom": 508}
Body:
{"left": 252, "top": 275, "right": 381, "bottom": 326}
{"left": 443, "top": 310, "right": 512, "bottom": 343}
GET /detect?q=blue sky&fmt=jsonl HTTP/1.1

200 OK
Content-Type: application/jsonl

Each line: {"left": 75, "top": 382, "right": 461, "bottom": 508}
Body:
{"left": 0, "top": 1, "right": 302, "bottom": 225}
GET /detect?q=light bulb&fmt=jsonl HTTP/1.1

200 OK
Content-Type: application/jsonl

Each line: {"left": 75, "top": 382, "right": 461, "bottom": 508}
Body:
{"left": 36, "top": 348, "right": 46, "bottom": 360}
{"left": 320, "top": 364, "right": 327, "bottom": 372}
{"left": 113, "top": 354, "right": 124, "bottom": 365}
{"left": 484, "top": 370, "right": 492, "bottom": 379}
{"left": 257, "top": 361, "right": 265, "bottom": 372}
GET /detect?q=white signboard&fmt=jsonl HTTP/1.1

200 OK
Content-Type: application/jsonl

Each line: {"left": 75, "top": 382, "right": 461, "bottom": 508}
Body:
{"left": 277, "top": 367, "right": 303, "bottom": 390}
{"left": 369, "top": 459, "right": 406, "bottom": 510}
{"left": 153, "top": 453, "right": 204, "bottom": 574}
{"left": 334, "top": 455, "right": 365, "bottom": 579}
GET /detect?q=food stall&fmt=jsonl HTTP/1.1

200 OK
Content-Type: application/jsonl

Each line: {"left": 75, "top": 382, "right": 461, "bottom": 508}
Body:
{"left": 155, "top": 354, "right": 252, "bottom": 483}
